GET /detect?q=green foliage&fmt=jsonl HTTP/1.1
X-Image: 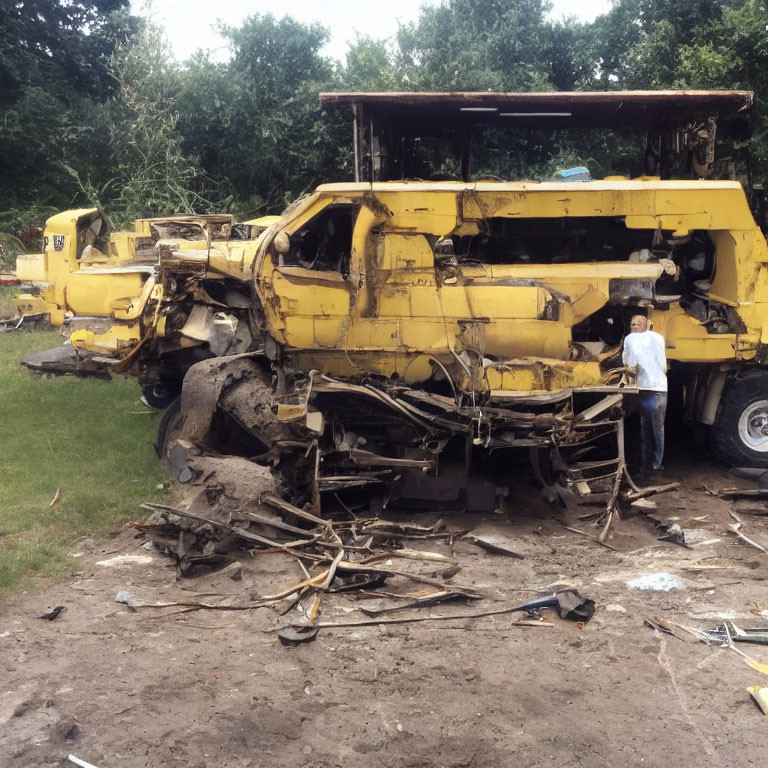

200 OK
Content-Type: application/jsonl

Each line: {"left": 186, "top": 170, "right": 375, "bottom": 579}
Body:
{"left": 0, "top": 1, "right": 137, "bottom": 211}
{"left": 344, "top": 37, "right": 401, "bottom": 91}
{"left": 176, "top": 13, "right": 346, "bottom": 215}
{"left": 397, "top": 0, "right": 554, "bottom": 90}
{"left": 2, "top": 0, "right": 768, "bottom": 224}
{"left": 102, "top": 20, "right": 212, "bottom": 226}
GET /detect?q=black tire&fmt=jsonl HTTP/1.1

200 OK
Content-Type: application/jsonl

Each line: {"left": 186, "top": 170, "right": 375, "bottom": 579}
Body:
{"left": 154, "top": 396, "right": 184, "bottom": 461}
{"left": 141, "top": 380, "right": 180, "bottom": 410}
{"left": 711, "top": 369, "right": 768, "bottom": 468}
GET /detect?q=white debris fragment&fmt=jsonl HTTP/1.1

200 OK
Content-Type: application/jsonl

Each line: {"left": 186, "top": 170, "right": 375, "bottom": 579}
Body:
{"left": 626, "top": 573, "right": 683, "bottom": 592}
{"left": 606, "top": 604, "right": 627, "bottom": 613}
{"left": 95, "top": 554, "right": 153, "bottom": 567}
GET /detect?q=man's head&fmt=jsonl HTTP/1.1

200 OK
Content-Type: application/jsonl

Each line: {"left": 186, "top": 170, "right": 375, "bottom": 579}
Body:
{"left": 630, "top": 315, "right": 648, "bottom": 333}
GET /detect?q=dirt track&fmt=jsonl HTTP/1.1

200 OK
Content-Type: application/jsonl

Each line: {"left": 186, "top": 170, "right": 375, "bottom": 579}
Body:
{"left": 3, "top": 444, "right": 768, "bottom": 768}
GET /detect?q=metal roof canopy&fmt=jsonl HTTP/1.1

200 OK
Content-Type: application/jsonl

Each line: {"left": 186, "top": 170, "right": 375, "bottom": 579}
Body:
{"left": 321, "top": 91, "right": 754, "bottom": 182}
{"left": 320, "top": 91, "right": 754, "bottom": 130}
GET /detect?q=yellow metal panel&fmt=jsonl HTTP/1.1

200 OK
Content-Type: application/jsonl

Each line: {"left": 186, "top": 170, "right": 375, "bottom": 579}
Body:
{"left": 11, "top": 294, "right": 51, "bottom": 316}
{"left": 15, "top": 253, "right": 47, "bottom": 282}
{"left": 269, "top": 268, "right": 350, "bottom": 348}
{"left": 270, "top": 269, "right": 351, "bottom": 315}
{"left": 708, "top": 230, "right": 741, "bottom": 304}
{"left": 71, "top": 323, "right": 141, "bottom": 353}
{"left": 375, "top": 191, "right": 458, "bottom": 235}
{"left": 648, "top": 306, "right": 746, "bottom": 362}
{"left": 378, "top": 233, "right": 434, "bottom": 270}
{"left": 484, "top": 360, "right": 602, "bottom": 391}
{"left": 66, "top": 272, "right": 147, "bottom": 316}
{"left": 481, "top": 321, "right": 571, "bottom": 358}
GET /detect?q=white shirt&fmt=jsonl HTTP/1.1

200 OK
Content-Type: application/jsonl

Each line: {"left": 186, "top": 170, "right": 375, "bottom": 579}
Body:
{"left": 622, "top": 330, "right": 667, "bottom": 392}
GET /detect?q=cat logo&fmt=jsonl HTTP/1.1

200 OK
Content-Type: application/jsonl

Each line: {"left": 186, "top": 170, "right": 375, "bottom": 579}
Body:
{"left": 52, "top": 235, "right": 65, "bottom": 251}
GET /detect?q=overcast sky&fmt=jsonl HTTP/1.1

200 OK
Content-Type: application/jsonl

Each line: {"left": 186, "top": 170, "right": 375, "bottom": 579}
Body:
{"left": 131, "top": 0, "right": 612, "bottom": 64}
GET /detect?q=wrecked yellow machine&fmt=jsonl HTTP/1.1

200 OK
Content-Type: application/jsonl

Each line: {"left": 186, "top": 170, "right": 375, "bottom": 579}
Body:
{"left": 49, "top": 92, "right": 768, "bottom": 512}
{"left": 14, "top": 209, "right": 278, "bottom": 403}
{"left": 13, "top": 210, "right": 249, "bottom": 325}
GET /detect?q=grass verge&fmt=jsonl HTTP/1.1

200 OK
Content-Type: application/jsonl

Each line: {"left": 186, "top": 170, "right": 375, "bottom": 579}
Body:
{"left": 0, "top": 329, "right": 166, "bottom": 595}
{"left": 0, "top": 285, "right": 18, "bottom": 317}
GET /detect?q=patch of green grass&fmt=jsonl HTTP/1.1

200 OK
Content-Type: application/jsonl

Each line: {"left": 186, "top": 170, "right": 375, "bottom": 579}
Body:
{"left": 0, "top": 285, "right": 19, "bottom": 317}
{"left": 0, "top": 330, "right": 167, "bottom": 594}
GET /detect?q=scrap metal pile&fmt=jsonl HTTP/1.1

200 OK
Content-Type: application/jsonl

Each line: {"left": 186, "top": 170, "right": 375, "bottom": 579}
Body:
{"left": 126, "top": 353, "right": 675, "bottom": 639}
{"left": 156, "top": 354, "right": 637, "bottom": 520}
{"left": 136, "top": 451, "right": 596, "bottom": 641}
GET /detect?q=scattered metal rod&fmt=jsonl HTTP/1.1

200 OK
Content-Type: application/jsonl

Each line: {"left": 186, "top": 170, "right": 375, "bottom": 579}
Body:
{"left": 334, "top": 561, "right": 483, "bottom": 596}
{"left": 238, "top": 510, "right": 319, "bottom": 538}
{"left": 624, "top": 482, "right": 679, "bottom": 500}
{"left": 561, "top": 524, "right": 619, "bottom": 552}
{"left": 293, "top": 606, "right": 556, "bottom": 630}
{"left": 358, "top": 590, "right": 477, "bottom": 616}
{"left": 463, "top": 534, "right": 525, "bottom": 559}
{"left": 68, "top": 756, "right": 100, "bottom": 768}
{"left": 140, "top": 503, "right": 326, "bottom": 561}
{"left": 359, "top": 549, "right": 456, "bottom": 564}
{"left": 708, "top": 487, "right": 768, "bottom": 499}
{"left": 727, "top": 510, "right": 768, "bottom": 554}
{"left": 262, "top": 494, "right": 329, "bottom": 527}
{"left": 285, "top": 588, "right": 593, "bottom": 632}
{"left": 119, "top": 599, "right": 268, "bottom": 611}
{"left": 644, "top": 617, "right": 678, "bottom": 637}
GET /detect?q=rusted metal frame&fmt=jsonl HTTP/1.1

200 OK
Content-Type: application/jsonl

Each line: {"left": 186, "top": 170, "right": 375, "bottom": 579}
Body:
{"left": 140, "top": 502, "right": 326, "bottom": 561}
{"left": 567, "top": 470, "right": 621, "bottom": 484}
{"left": 352, "top": 102, "right": 361, "bottom": 183}
{"left": 334, "top": 561, "right": 482, "bottom": 597}
{"left": 556, "top": 426, "right": 618, "bottom": 447}
{"left": 238, "top": 510, "right": 319, "bottom": 538}
{"left": 347, "top": 448, "right": 436, "bottom": 470}
{"left": 314, "top": 376, "right": 436, "bottom": 432}
{"left": 310, "top": 439, "right": 321, "bottom": 514}
{"left": 574, "top": 394, "right": 623, "bottom": 424}
{"left": 318, "top": 476, "right": 388, "bottom": 488}
{"left": 261, "top": 494, "right": 328, "bottom": 527}
{"left": 320, "top": 90, "right": 754, "bottom": 110}
{"left": 572, "top": 418, "right": 622, "bottom": 430}
{"left": 599, "top": 417, "right": 627, "bottom": 542}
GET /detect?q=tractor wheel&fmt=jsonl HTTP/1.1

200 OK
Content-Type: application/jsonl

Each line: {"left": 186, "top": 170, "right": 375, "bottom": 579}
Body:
{"left": 141, "top": 380, "right": 179, "bottom": 411}
{"left": 154, "top": 396, "right": 184, "bottom": 462}
{"left": 711, "top": 369, "right": 768, "bottom": 468}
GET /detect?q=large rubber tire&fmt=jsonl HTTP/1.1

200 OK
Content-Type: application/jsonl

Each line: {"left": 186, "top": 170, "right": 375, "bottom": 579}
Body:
{"left": 154, "top": 396, "right": 184, "bottom": 461}
{"left": 711, "top": 369, "right": 768, "bottom": 468}
{"left": 141, "top": 380, "right": 180, "bottom": 411}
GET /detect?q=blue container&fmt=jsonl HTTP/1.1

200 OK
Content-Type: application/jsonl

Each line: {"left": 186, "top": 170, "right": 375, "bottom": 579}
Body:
{"left": 553, "top": 166, "right": 592, "bottom": 182}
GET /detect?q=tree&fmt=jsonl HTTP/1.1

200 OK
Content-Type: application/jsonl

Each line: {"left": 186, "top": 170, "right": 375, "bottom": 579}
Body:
{"left": 343, "top": 36, "right": 401, "bottom": 91}
{"left": 0, "top": 0, "right": 138, "bottom": 212}
{"left": 396, "top": 0, "right": 555, "bottom": 91}
{"left": 176, "top": 14, "right": 344, "bottom": 215}
{"left": 101, "top": 19, "right": 210, "bottom": 224}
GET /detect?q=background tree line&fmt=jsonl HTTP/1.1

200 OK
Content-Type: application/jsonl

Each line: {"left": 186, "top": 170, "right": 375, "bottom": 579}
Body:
{"left": 1, "top": 0, "right": 767, "bottom": 261}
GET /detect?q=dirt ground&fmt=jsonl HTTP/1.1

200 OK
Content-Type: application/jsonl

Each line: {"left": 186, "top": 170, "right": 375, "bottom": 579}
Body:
{"left": 4, "top": 441, "right": 768, "bottom": 768}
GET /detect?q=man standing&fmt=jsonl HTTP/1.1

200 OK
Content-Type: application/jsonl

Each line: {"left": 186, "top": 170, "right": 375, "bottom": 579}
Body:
{"left": 623, "top": 315, "right": 668, "bottom": 472}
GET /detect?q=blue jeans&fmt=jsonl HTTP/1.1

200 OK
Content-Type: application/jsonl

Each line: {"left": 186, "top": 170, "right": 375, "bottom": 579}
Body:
{"left": 638, "top": 391, "right": 667, "bottom": 471}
